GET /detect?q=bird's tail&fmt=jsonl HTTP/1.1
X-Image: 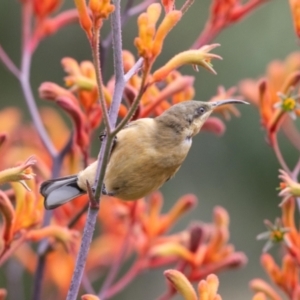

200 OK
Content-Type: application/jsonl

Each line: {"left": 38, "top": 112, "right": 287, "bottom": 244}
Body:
{"left": 40, "top": 175, "right": 85, "bottom": 210}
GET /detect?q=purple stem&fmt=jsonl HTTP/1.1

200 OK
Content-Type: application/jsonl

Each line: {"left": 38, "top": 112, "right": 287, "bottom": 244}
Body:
{"left": 292, "top": 158, "right": 300, "bottom": 180}
{"left": 66, "top": 207, "right": 99, "bottom": 300}
{"left": 98, "top": 205, "right": 136, "bottom": 299}
{"left": 66, "top": 0, "right": 126, "bottom": 298}
{"left": 107, "top": 0, "right": 125, "bottom": 127}
{"left": 124, "top": 58, "right": 144, "bottom": 82}
{"left": 127, "top": 0, "right": 156, "bottom": 16}
{"left": 272, "top": 137, "right": 290, "bottom": 173}
{"left": 19, "top": 70, "right": 57, "bottom": 158}
{"left": 102, "top": 260, "right": 142, "bottom": 299}
{"left": 20, "top": 40, "right": 57, "bottom": 157}
{"left": 82, "top": 274, "right": 96, "bottom": 294}
{"left": 0, "top": 45, "right": 20, "bottom": 78}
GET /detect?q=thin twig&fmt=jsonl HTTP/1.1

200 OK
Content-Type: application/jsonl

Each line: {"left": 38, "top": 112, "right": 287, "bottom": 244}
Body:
{"left": 82, "top": 274, "right": 96, "bottom": 294}
{"left": 272, "top": 136, "right": 290, "bottom": 173}
{"left": 68, "top": 203, "right": 89, "bottom": 228}
{"left": 292, "top": 157, "right": 300, "bottom": 180}
{"left": 103, "top": 260, "right": 143, "bottom": 299}
{"left": 107, "top": 0, "right": 125, "bottom": 128}
{"left": 0, "top": 45, "right": 20, "bottom": 78}
{"left": 92, "top": 27, "right": 112, "bottom": 132}
{"left": 124, "top": 58, "right": 144, "bottom": 82}
{"left": 20, "top": 75, "right": 57, "bottom": 158}
{"left": 114, "top": 67, "right": 149, "bottom": 134}
{"left": 0, "top": 233, "right": 27, "bottom": 267}
{"left": 98, "top": 204, "right": 136, "bottom": 299}
{"left": 181, "top": 0, "right": 195, "bottom": 14}
{"left": 32, "top": 255, "right": 47, "bottom": 300}
{"left": 291, "top": 157, "right": 300, "bottom": 212}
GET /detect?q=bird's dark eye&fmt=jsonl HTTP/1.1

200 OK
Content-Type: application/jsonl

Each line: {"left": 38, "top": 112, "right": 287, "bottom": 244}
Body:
{"left": 196, "top": 106, "right": 206, "bottom": 116}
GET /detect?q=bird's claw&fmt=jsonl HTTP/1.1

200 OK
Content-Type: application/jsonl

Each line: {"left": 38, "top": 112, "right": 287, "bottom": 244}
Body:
{"left": 99, "top": 132, "right": 107, "bottom": 142}
{"left": 99, "top": 132, "right": 117, "bottom": 150}
{"left": 102, "top": 184, "right": 115, "bottom": 197}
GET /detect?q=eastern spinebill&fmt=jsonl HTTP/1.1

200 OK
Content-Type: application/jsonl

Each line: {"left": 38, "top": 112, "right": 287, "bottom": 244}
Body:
{"left": 41, "top": 99, "right": 248, "bottom": 209}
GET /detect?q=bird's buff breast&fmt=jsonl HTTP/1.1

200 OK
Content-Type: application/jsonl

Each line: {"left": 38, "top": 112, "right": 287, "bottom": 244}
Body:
{"left": 104, "top": 127, "right": 190, "bottom": 200}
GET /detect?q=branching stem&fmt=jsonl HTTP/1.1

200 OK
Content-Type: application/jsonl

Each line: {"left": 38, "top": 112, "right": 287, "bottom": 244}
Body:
{"left": 91, "top": 27, "right": 112, "bottom": 132}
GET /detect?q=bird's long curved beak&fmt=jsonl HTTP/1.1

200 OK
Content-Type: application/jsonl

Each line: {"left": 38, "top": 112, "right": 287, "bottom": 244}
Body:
{"left": 211, "top": 99, "right": 249, "bottom": 107}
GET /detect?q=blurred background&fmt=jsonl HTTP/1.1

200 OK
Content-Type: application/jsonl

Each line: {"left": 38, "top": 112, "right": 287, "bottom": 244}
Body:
{"left": 0, "top": 0, "right": 299, "bottom": 299}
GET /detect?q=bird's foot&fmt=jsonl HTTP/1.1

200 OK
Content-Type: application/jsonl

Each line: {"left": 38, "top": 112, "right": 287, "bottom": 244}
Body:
{"left": 102, "top": 184, "right": 115, "bottom": 197}
{"left": 99, "top": 131, "right": 107, "bottom": 142}
{"left": 99, "top": 132, "right": 117, "bottom": 151}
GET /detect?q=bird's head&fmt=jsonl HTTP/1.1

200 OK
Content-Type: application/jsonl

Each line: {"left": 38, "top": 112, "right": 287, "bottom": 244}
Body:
{"left": 156, "top": 99, "right": 249, "bottom": 138}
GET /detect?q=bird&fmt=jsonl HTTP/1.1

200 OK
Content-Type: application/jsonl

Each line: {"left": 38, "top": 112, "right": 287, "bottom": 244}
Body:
{"left": 41, "top": 99, "right": 248, "bottom": 209}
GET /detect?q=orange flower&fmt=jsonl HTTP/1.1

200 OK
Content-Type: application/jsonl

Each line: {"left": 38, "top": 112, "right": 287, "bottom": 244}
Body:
{"left": 250, "top": 279, "right": 281, "bottom": 300}
{"left": 253, "top": 197, "right": 300, "bottom": 300}
{"left": 164, "top": 269, "right": 198, "bottom": 300}
{"left": 193, "top": 0, "right": 268, "bottom": 48}
{"left": 0, "top": 156, "right": 36, "bottom": 191}
{"left": 164, "top": 271, "right": 222, "bottom": 300}
{"left": 139, "top": 192, "right": 197, "bottom": 240}
{"left": 33, "top": 0, "right": 62, "bottom": 19}
{"left": 74, "top": 0, "right": 93, "bottom": 39}
{"left": 11, "top": 179, "right": 44, "bottom": 233}
{"left": 152, "top": 44, "right": 221, "bottom": 82}
{"left": 0, "top": 191, "right": 15, "bottom": 254}
{"left": 150, "top": 207, "right": 247, "bottom": 280}
{"left": 240, "top": 53, "right": 300, "bottom": 140}
{"left": 0, "top": 289, "right": 7, "bottom": 300}
{"left": 89, "top": 0, "right": 115, "bottom": 20}
{"left": 198, "top": 274, "right": 221, "bottom": 300}
{"left": 26, "top": 226, "right": 79, "bottom": 253}
{"left": 289, "top": 0, "right": 300, "bottom": 38}
{"left": 81, "top": 295, "right": 100, "bottom": 300}
{"left": 257, "top": 218, "right": 290, "bottom": 252}
{"left": 0, "top": 178, "right": 44, "bottom": 260}
{"left": 278, "top": 169, "right": 300, "bottom": 206}
{"left": 134, "top": 4, "right": 182, "bottom": 63}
